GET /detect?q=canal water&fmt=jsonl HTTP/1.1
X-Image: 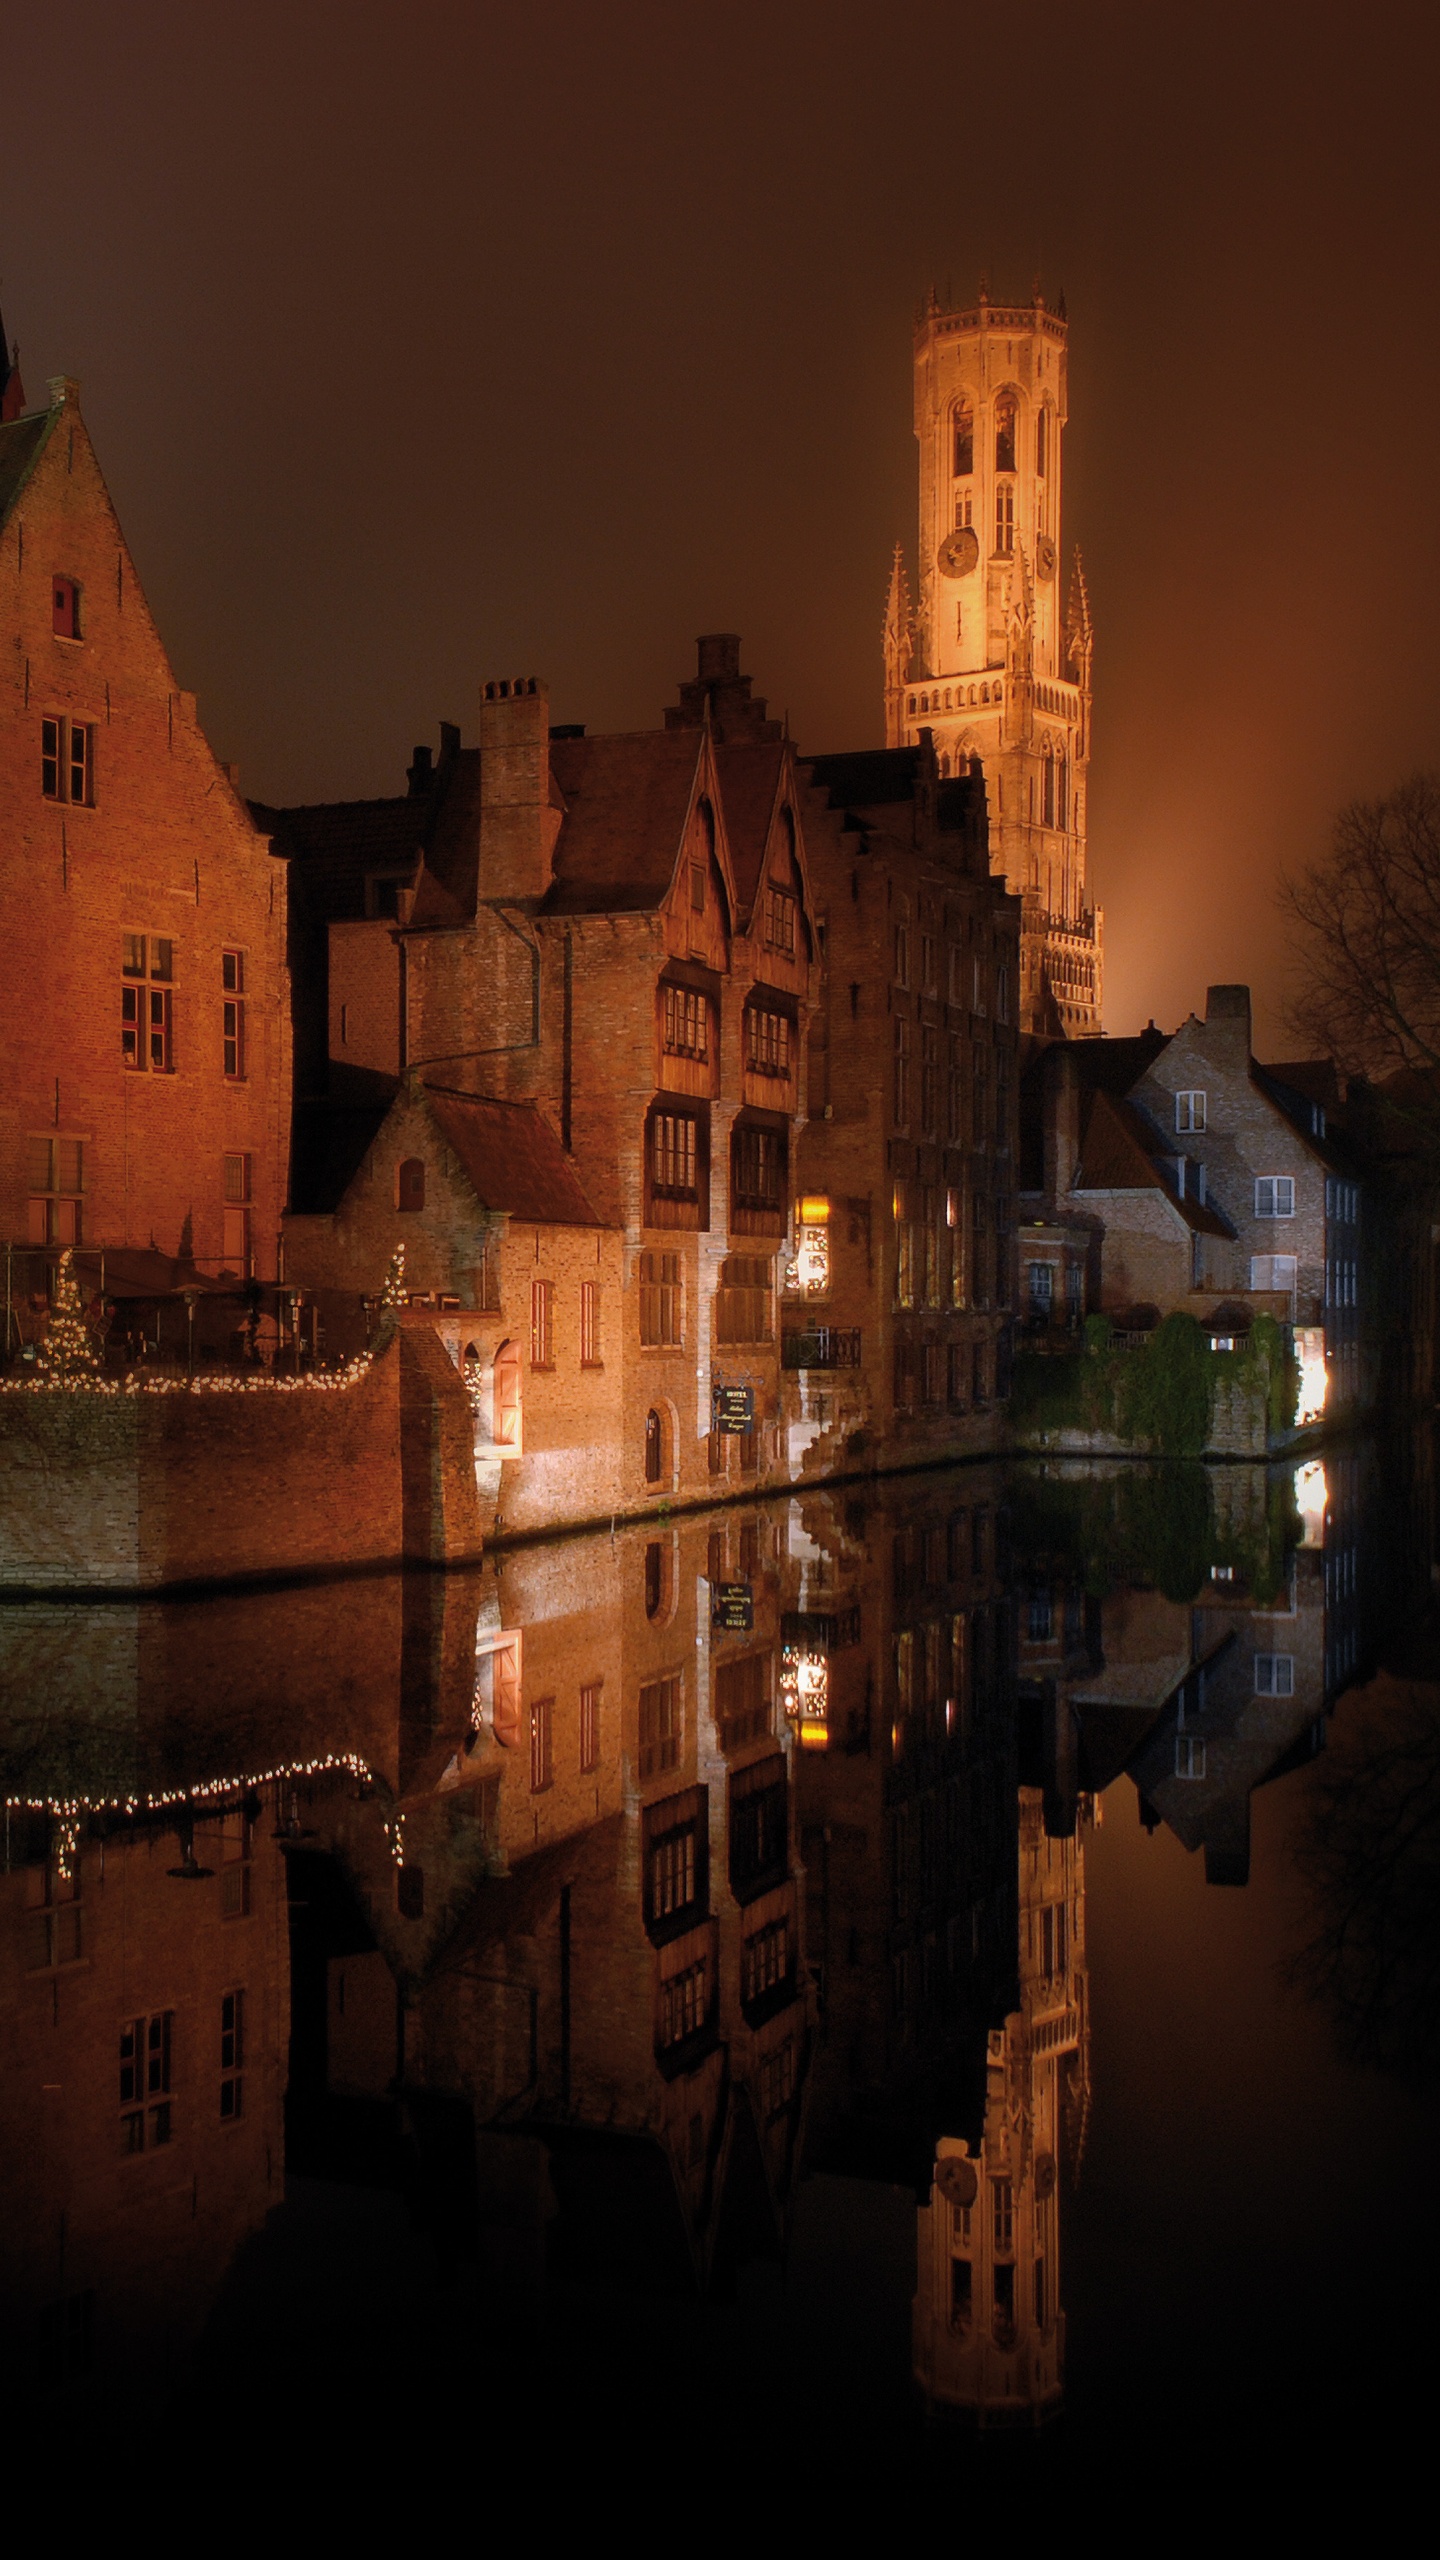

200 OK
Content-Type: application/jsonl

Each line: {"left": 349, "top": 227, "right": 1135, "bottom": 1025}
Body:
{"left": 3, "top": 1444, "right": 1436, "bottom": 2474}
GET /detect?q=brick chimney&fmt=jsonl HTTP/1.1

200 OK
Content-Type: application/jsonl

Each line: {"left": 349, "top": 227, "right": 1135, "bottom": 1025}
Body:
{"left": 1202, "top": 983, "right": 1252, "bottom": 1072}
{"left": 1044, "top": 1045, "right": 1082, "bottom": 1201}
{"left": 479, "top": 677, "right": 554, "bottom": 902}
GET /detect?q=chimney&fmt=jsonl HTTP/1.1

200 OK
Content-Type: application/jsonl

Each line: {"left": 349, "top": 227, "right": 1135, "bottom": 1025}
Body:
{"left": 1044, "top": 1045, "right": 1082, "bottom": 1202}
{"left": 407, "top": 743, "right": 434, "bottom": 798}
{"left": 697, "top": 634, "right": 742, "bottom": 685}
{"left": 1203, "top": 983, "right": 1252, "bottom": 1071}
{"left": 479, "top": 678, "right": 553, "bottom": 903}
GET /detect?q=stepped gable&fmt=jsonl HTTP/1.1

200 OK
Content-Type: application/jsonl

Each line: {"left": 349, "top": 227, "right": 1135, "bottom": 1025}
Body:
{"left": 422, "top": 1087, "right": 602, "bottom": 1226}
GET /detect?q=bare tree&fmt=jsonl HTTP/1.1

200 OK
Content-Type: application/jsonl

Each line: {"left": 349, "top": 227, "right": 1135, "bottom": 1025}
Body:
{"left": 1284, "top": 772, "right": 1440, "bottom": 1158}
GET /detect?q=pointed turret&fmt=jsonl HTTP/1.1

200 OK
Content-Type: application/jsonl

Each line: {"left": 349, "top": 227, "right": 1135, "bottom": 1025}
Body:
{"left": 882, "top": 544, "right": 914, "bottom": 748}
{"left": 0, "top": 293, "right": 25, "bottom": 424}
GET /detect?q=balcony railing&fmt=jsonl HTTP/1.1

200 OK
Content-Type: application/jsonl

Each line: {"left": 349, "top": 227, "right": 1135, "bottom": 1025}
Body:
{"left": 782, "top": 1327, "right": 861, "bottom": 1371}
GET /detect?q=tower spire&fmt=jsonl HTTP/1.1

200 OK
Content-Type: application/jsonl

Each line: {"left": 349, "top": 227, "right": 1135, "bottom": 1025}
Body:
{"left": 882, "top": 543, "right": 914, "bottom": 749}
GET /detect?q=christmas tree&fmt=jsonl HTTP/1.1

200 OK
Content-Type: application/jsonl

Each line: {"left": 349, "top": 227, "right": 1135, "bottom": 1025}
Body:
{"left": 37, "top": 1250, "right": 100, "bottom": 1383}
{"left": 380, "top": 1244, "right": 406, "bottom": 1311}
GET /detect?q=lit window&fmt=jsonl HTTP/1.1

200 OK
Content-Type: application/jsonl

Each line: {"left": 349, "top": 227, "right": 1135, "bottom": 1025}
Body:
{"left": 663, "top": 985, "right": 709, "bottom": 1060}
{"left": 1255, "top": 1176, "right": 1295, "bottom": 1218}
{"left": 1176, "top": 1090, "right": 1207, "bottom": 1133}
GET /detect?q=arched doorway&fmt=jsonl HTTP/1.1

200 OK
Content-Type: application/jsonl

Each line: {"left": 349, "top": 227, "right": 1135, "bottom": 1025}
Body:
{"left": 644, "top": 1407, "right": 664, "bottom": 1485}
{"left": 493, "top": 1341, "right": 522, "bottom": 1448}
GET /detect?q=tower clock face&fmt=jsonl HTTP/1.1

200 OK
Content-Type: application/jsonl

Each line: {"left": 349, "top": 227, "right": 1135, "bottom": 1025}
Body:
{"left": 1036, "top": 533, "right": 1057, "bottom": 579}
{"left": 937, "top": 526, "right": 979, "bottom": 579}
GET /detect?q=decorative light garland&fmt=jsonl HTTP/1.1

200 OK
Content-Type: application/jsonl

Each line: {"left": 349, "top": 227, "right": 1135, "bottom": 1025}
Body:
{"left": 3, "top": 1750, "right": 376, "bottom": 1820}
{"left": 0, "top": 1354, "right": 375, "bottom": 1400}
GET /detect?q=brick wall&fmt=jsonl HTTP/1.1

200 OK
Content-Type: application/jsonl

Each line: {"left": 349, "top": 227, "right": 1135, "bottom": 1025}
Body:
{"left": 0, "top": 387, "right": 290, "bottom": 1278}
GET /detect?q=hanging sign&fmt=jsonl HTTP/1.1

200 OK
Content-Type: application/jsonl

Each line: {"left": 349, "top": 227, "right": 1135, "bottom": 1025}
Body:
{"left": 713, "top": 1383, "right": 755, "bottom": 1434}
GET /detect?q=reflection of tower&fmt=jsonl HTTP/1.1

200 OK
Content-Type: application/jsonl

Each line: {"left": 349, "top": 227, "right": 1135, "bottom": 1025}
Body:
{"left": 913, "top": 1786, "right": 1090, "bottom": 2425}
{"left": 884, "top": 289, "right": 1102, "bottom": 1037}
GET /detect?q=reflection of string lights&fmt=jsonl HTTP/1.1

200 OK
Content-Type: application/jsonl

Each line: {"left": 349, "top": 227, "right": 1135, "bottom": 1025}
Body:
{"left": 780, "top": 1644, "right": 829, "bottom": 1748}
{"left": 1, "top": 1359, "right": 374, "bottom": 1400}
{"left": 384, "top": 1813, "right": 406, "bottom": 1868}
{"left": 4, "top": 1751, "right": 374, "bottom": 1819}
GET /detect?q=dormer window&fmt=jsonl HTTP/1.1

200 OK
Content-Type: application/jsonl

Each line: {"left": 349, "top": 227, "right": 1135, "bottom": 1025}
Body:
{"left": 763, "top": 884, "right": 796, "bottom": 956}
{"left": 52, "top": 577, "right": 81, "bottom": 640}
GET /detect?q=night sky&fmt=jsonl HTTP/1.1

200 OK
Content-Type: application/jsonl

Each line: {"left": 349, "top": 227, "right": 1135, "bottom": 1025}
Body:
{"left": 5, "top": 1, "right": 1439, "bottom": 1046}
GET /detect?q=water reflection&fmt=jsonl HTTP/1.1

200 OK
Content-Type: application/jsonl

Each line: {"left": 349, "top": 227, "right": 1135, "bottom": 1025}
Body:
{"left": 0, "top": 1440, "right": 1428, "bottom": 2443}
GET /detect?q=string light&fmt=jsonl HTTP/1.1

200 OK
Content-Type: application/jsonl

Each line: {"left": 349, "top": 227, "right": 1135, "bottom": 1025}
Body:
{"left": 0, "top": 1354, "right": 375, "bottom": 1400}
{"left": 4, "top": 1751, "right": 376, "bottom": 1820}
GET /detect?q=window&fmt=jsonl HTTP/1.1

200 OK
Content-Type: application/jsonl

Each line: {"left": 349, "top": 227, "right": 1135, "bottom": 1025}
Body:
{"left": 992, "top": 2177, "right": 1014, "bottom": 2253}
{"left": 948, "top": 1043, "right": 965, "bottom": 1145}
{"left": 921, "top": 1027, "right": 939, "bottom": 1134}
{"left": 996, "top": 964, "right": 1010, "bottom": 1025}
{"left": 715, "top": 1254, "right": 772, "bottom": 1345}
{"left": 651, "top": 1827, "right": 697, "bottom": 1920}
{"left": 222, "top": 950, "right": 246, "bottom": 1079}
{"left": 1254, "top": 1653, "right": 1295, "bottom": 1696}
{"left": 745, "top": 1005, "right": 791, "bottom": 1077}
{"left": 26, "top": 1136, "right": 84, "bottom": 1246}
{"left": 951, "top": 2258, "right": 974, "bottom": 2330}
{"left": 26, "top": 1852, "right": 82, "bottom": 1969}
{"left": 690, "top": 861, "right": 706, "bottom": 913}
{"left": 743, "top": 1916, "right": 790, "bottom": 2004}
{"left": 659, "top": 1959, "right": 709, "bottom": 2050}
{"left": 219, "top": 1809, "right": 253, "bottom": 1919}
{"left": 895, "top": 1215, "right": 916, "bottom": 1310}
{"left": 651, "top": 1110, "right": 698, "bottom": 1196}
{"left": 397, "top": 1157, "right": 425, "bottom": 1212}
{"left": 41, "top": 714, "right": 94, "bottom": 803}
{"left": 995, "top": 480, "right": 1015, "bottom": 556}
{"left": 894, "top": 924, "right": 910, "bottom": 987}
{"left": 222, "top": 1152, "right": 251, "bottom": 1270}
{"left": 994, "top": 395, "right": 1017, "bottom": 475}
{"left": 53, "top": 574, "right": 82, "bottom": 637}
{"left": 1042, "top": 746, "right": 1055, "bottom": 829}
{"left": 1056, "top": 753, "right": 1068, "bottom": 831}
{"left": 729, "top": 1757, "right": 788, "bottom": 1901}
{"left": 763, "top": 884, "right": 797, "bottom": 955}
{"left": 639, "top": 1251, "right": 682, "bottom": 1347}
{"left": 219, "top": 1990, "right": 244, "bottom": 2120}
{"left": 1175, "top": 1734, "right": 1207, "bottom": 1779}
{"left": 638, "top": 1679, "right": 681, "bottom": 1781}
{"left": 1176, "top": 1090, "right": 1206, "bottom": 1133}
{"left": 120, "top": 2012, "right": 173, "bottom": 2152}
{"left": 1028, "top": 1261, "right": 1054, "bottom": 1318}
{"left": 121, "top": 935, "right": 174, "bottom": 1072}
{"left": 732, "top": 1122, "right": 785, "bottom": 1213}
{"left": 757, "top": 2038, "right": 795, "bottom": 2119}
{"left": 530, "top": 1695, "right": 554, "bottom": 1792}
{"left": 1250, "top": 1252, "right": 1297, "bottom": 1292}
{"left": 579, "top": 1680, "right": 602, "bottom": 1773}
{"left": 1035, "top": 406, "right": 1049, "bottom": 477}
{"left": 493, "top": 1342, "right": 522, "bottom": 1447}
{"left": 715, "top": 1650, "right": 772, "bottom": 1751}
{"left": 580, "top": 1279, "right": 601, "bottom": 1366}
{"left": 530, "top": 1278, "right": 553, "bottom": 1369}
{"left": 893, "top": 1017, "right": 911, "bottom": 1125}
{"left": 663, "top": 985, "right": 709, "bottom": 1060}
{"left": 1255, "top": 1176, "right": 1296, "bottom": 1218}
{"left": 953, "top": 400, "right": 973, "bottom": 476}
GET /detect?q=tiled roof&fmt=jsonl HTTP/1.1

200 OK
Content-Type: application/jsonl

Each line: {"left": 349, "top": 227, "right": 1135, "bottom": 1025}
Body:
{"left": 1075, "top": 1091, "right": 1232, "bottom": 1235}
{"left": 423, "top": 1087, "right": 604, "bottom": 1226}
{"left": 715, "top": 740, "right": 787, "bottom": 919}
{"left": 542, "top": 728, "right": 706, "bottom": 915}
{"left": 0, "top": 409, "right": 56, "bottom": 527}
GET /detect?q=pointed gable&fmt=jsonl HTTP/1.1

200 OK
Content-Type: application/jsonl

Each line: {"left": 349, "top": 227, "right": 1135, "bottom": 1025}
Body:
{"left": 543, "top": 727, "right": 714, "bottom": 916}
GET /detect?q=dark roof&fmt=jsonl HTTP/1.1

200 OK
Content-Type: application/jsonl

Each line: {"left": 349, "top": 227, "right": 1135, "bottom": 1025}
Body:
{"left": 1075, "top": 1092, "right": 1232, "bottom": 1235}
{"left": 803, "top": 746, "right": 925, "bottom": 811}
{"left": 1055, "top": 1027, "right": 1171, "bottom": 1095}
{"left": 424, "top": 1088, "right": 604, "bottom": 1226}
{"left": 0, "top": 408, "right": 56, "bottom": 527}
{"left": 252, "top": 794, "right": 425, "bottom": 920}
{"left": 543, "top": 729, "right": 706, "bottom": 916}
{"left": 715, "top": 740, "right": 787, "bottom": 919}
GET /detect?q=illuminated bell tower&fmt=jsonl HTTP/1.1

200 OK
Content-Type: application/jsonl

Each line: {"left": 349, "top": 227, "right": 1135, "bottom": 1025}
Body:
{"left": 884, "top": 288, "right": 1102, "bottom": 1036}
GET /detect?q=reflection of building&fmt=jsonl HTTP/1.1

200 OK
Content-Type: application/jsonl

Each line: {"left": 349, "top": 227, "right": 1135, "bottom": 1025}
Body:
{"left": 913, "top": 1786, "right": 1089, "bottom": 2426}
{"left": 882, "top": 290, "right": 1101, "bottom": 1036}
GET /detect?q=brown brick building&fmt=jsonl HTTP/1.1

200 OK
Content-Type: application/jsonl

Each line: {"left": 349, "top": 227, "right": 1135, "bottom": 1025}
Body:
{"left": 0, "top": 371, "right": 289, "bottom": 1304}
{"left": 789, "top": 741, "right": 1022, "bottom": 1466}
{"left": 268, "top": 637, "right": 822, "bottom": 1517}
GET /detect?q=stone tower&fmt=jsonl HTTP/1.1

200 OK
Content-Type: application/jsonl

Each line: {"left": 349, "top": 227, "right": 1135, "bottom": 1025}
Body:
{"left": 885, "top": 289, "right": 1102, "bottom": 1036}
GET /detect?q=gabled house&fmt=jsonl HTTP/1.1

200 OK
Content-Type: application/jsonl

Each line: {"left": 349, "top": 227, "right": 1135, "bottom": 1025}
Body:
{"left": 1020, "top": 985, "right": 1367, "bottom": 1417}
{"left": 268, "top": 638, "right": 821, "bottom": 1523}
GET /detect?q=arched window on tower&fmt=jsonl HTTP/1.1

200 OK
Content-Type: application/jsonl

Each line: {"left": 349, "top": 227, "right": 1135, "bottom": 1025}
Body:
{"left": 1036, "top": 406, "right": 1049, "bottom": 477}
{"left": 953, "top": 401, "right": 973, "bottom": 477}
{"left": 1042, "top": 744, "right": 1056, "bottom": 830}
{"left": 995, "top": 395, "right": 1017, "bottom": 475}
{"left": 1056, "top": 752, "right": 1069, "bottom": 832}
